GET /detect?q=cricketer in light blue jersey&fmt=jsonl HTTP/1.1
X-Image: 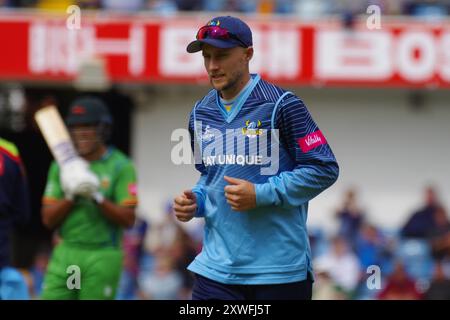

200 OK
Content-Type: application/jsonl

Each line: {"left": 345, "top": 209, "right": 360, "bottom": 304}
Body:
{"left": 174, "top": 15, "right": 339, "bottom": 299}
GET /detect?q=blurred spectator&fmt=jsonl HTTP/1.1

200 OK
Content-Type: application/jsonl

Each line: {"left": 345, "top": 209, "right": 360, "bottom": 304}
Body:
{"left": 395, "top": 238, "right": 434, "bottom": 283}
{"left": 2, "top": 0, "right": 449, "bottom": 16}
{"left": 36, "top": 0, "right": 74, "bottom": 11}
{"left": 429, "top": 206, "right": 450, "bottom": 260}
{"left": 170, "top": 226, "right": 198, "bottom": 299}
{"left": 275, "top": 0, "right": 294, "bottom": 14}
{"left": 138, "top": 254, "right": 183, "bottom": 299}
{"left": 77, "top": 0, "right": 101, "bottom": 9}
{"left": 0, "top": 137, "right": 30, "bottom": 300}
{"left": 6, "top": 0, "right": 38, "bottom": 7}
{"left": 386, "top": 0, "right": 408, "bottom": 15}
{"left": 138, "top": 202, "right": 200, "bottom": 299}
{"left": 313, "top": 262, "right": 349, "bottom": 300}
{"left": 174, "top": 0, "right": 201, "bottom": 11}
{"left": 145, "top": 203, "right": 182, "bottom": 255}
{"left": 294, "top": 0, "right": 330, "bottom": 18}
{"left": 401, "top": 186, "right": 441, "bottom": 239}
{"left": 336, "top": 188, "right": 365, "bottom": 245}
{"left": 147, "top": 0, "right": 177, "bottom": 14}
{"left": 377, "top": 261, "right": 422, "bottom": 300}
{"left": 0, "top": 0, "right": 14, "bottom": 7}
{"left": 403, "top": 0, "right": 449, "bottom": 18}
{"left": 314, "top": 235, "right": 362, "bottom": 297}
{"left": 101, "top": 0, "right": 144, "bottom": 11}
{"left": 424, "top": 260, "right": 450, "bottom": 300}
{"left": 234, "top": 0, "right": 257, "bottom": 13}
{"left": 116, "top": 218, "right": 148, "bottom": 300}
{"left": 330, "top": 0, "right": 367, "bottom": 15}
{"left": 29, "top": 247, "right": 50, "bottom": 298}
{"left": 355, "top": 223, "right": 392, "bottom": 270}
{"left": 258, "top": 0, "right": 275, "bottom": 14}
{"left": 202, "top": 0, "right": 226, "bottom": 11}
{"left": 309, "top": 228, "right": 328, "bottom": 259}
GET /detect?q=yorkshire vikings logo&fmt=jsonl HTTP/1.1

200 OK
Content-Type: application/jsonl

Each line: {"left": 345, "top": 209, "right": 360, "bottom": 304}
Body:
{"left": 201, "top": 125, "right": 215, "bottom": 143}
{"left": 242, "top": 120, "right": 262, "bottom": 138}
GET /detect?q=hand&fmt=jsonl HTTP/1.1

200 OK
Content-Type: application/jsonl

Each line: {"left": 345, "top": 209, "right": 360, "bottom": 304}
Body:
{"left": 224, "top": 176, "right": 256, "bottom": 211}
{"left": 60, "top": 157, "right": 99, "bottom": 199}
{"left": 173, "top": 190, "right": 197, "bottom": 222}
{"left": 72, "top": 170, "right": 99, "bottom": 198}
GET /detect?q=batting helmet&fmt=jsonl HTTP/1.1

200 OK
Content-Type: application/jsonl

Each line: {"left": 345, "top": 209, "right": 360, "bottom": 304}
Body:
{"left": 66, "top": 96, "right": 113, "bottom": 142}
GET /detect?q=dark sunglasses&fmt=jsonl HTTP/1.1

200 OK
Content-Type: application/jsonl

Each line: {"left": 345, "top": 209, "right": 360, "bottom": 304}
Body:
{"left": 196, "top": 26, "right": 249, "bottom": 48}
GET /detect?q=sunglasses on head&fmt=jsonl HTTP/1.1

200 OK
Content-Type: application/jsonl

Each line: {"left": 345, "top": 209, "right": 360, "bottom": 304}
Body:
{"left": 196, "top": 25, "right": 248, "bottom": 48}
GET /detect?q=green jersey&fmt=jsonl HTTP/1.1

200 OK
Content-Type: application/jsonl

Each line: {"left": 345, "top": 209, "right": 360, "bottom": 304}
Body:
{"left": 43, "top": 147, "right": 138, "bottom": 247}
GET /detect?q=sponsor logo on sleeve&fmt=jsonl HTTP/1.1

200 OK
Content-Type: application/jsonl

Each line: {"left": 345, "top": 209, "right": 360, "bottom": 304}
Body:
{"left": 298, "top": 130, "right": 327, "bottom": 152}
{"left": 128, "top": 183, "right": 137, "bottom": 196}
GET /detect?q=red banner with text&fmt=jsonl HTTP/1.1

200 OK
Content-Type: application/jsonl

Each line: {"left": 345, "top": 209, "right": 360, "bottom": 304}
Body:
{"left": 0, "top": 13, "right": 449, "bottom": 88}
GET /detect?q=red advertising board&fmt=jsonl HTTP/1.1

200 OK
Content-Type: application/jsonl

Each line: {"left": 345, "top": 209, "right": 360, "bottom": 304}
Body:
{"left": 0, "top": 12, "right": 449, "bottom": 88}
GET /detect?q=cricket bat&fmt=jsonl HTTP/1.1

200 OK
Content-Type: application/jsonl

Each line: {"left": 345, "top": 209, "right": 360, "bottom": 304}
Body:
{"left": 34, "top": 105, "right": 79, "bottom": 166}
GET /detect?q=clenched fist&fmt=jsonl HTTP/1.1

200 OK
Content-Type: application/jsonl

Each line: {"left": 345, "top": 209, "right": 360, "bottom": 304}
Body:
{"left": 224, "top": 176, "right": 256, "bottom": 211}
{"left": 173, "top": 190, "right": 197, "bottom": 222}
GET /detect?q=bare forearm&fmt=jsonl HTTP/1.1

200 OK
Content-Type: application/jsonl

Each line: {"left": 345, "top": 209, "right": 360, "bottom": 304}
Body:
{"left": 97, "top": 199, "right": 136, "bottom": 228}
{"left": 41, "top": 200, "right": 74, "bottom": 229}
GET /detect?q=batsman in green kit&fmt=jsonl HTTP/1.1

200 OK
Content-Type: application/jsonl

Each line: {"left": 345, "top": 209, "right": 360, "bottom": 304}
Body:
{"left": 40, "top": 97, "right": 138, "bottom": 300}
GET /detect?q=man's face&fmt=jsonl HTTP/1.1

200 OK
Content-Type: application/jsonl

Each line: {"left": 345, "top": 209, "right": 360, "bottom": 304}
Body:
{"left": 69, "top": 124, "right": 102, "bottom": 157}
{"left": 202, "top": 44, "right": 252, "bottom": 93}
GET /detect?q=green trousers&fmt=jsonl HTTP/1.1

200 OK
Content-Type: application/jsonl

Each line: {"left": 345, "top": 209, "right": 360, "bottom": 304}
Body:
{"left": 41, "top": 241, "right": 123, "bottom": 300}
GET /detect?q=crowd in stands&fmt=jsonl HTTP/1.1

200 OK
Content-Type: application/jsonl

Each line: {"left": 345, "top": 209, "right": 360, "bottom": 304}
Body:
{"left": 311, "top": 186, "right": 450, "bottom": 300}
{"left": 0, "top": 0, "right": 449, "bottom": 17}
{"left": 20, "top": 185, "right": 450, "bottom": 300}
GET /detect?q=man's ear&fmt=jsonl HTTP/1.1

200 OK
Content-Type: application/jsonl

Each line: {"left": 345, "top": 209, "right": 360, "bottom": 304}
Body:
{"left": 245, "top": 47, "right": 254, "bottom": 61}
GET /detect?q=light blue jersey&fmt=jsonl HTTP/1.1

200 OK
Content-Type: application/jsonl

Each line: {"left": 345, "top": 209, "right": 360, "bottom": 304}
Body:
{"left": 188, "top": 74, "right": 339, "bottom": 284}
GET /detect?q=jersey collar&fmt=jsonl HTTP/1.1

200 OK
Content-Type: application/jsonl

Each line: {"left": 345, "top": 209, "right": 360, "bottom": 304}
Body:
{"left": 215, "top": 73, "right": 261, "bottom": 124}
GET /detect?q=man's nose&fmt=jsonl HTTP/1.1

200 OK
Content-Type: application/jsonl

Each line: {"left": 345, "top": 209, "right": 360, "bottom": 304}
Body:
{"left": 207, "top": 58, "right": 220, "bottom": 71}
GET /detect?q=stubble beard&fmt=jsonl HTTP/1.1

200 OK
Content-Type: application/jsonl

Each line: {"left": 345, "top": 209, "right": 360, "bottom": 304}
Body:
{"left": 211, "top": 69, "right": 245, "bottom": 96}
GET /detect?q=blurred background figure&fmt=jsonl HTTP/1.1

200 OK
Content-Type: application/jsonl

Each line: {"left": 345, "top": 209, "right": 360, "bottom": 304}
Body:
{"left": 313, "top": 260, "right": 349, "bottom": 300}
{"left": 377, "top": 261, "right": 422, "bottom": 300}
{"left": 116, "top": 217, "right": 148, "bottom": 300}
{"left": 314, "top": 235, "right": 362, "bottom": 298}
{"left": 355, "top": 223, "right": 393, "bottom": 271}
{"left": 336, "top": 188, "right": 365, "bottom": 246}
{"left": 101, "top": 0, "right": 144, "bottom": 12}
{"left": 136, "top": 202, "right": 199, "bottom": 299}
{"left": 401, "top": 186, "right": 441, "bottom": 239}
{"left": 36, "top": 0, "right": 74, "bottom": 11}
{"left": 0, "top": 137, "right": 30, "bottom": 299}
{"left": 429, "top": 206, "right": 450, "bottom": 261}
{"left": 28, "top": 247, "right": 50, "bottom": 299}
{"left": 138, "top": 253, "right": 183, "bottom": 299}
{"left": 424, "top": 260, "right": 450, "bottom": 300}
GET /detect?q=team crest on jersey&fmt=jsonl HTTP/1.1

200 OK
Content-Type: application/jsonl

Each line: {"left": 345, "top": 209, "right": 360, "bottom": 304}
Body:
{"left": 201, "top": 125, "right": 215, "bottom": 143}
{"left": 100, "top": 176, "right": 110, "bottom": 189}
{"left": 242, "top": 120, "right": 262, "bottom": 138}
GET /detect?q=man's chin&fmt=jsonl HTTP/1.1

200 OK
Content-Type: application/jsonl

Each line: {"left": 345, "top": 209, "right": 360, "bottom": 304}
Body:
{"left": 210, "top": 79, "right": 227, "bottom": 91}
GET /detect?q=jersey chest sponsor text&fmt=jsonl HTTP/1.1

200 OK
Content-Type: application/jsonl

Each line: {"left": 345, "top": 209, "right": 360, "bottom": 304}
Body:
{"left": 194, "top": 120, "right": 280, "bottom": 175}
